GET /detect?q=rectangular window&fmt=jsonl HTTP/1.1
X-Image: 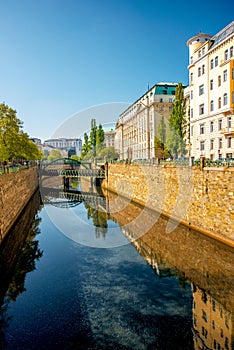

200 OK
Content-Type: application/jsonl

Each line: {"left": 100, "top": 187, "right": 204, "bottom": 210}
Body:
{"left": 218, "top": 97, "right": 221, "bottom": 108}
{"left": 202, "top": 64, "right": 205, "bottom": 74}
{"left": 191, "top": 108, "right": 193, "bottom": 118}
{"left": 210, "top": 100, "right": 214, "bottom": 111}
{"left": 230, "top": 46, "right": 233, "bottom": 57}
{"left": 190, "top": 90, "right": 193, "bottom": 99}
{"left": 198, "top": 50, "right": 201, "bottom": 58}
{"left": 190, "top": 56, "right": 193, "bottom": 64}
{"left": 210, "top": 79, "right": 213, "bottom": 90}
{"left": 210, "top": 121, "right": 214, "bottom": 132}
{"left": 227, "top": 137, "right": 232, "bottom": 148}
{"left": 223, "top": 93, "right": 228, "bottom": 105}
{"left": 198, "top": 67, "right": 201, "bottom": 77}
{"left": 200, "top": 123, "right": 205, "bottom": 134}
{"left": 200, "top": 141, "right": 205, "bottom": 151}
{"left": 210, "top": 59, "right": 214, "bottom": 69}
{"left": 210, "top": 139, "right": 214, "bottom": 149}
{"left": 199, "top": 84, "right": 204, "bottom": 95}
{"left": 199, "top": 104, "right": 204, "bottom": 115}
{"left": 190, "top": 72, "right": 193, "bottom": 83}
{"left": 218, "top": 75, "right": 221, "bottom": 86}
{"left": 228, "top": 116, "right": 232, "bottom": 128}
{"left": 225, "top": 49, "right": 228, "bottom": 60}
{"left": 191, "top": 125, "right": 193, "bottom": 136}
{"left": 218, "top": 119, "right": 222, "bottom": 130}
{"left": 223, "top": 69, "right": 227, "bottom": 82}
{"left": 215, "top": 56, "right": 218, "bottom": 66}
{"left": 202, "top": 47, "right": 205, "bottom": 55}
{"left": 219, "top": 138, "right": 222, "bottom": 149}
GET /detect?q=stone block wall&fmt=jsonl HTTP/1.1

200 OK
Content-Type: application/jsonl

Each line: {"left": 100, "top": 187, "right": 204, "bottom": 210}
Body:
{"left": 0, "top": 167, "right": 39, "bottom": 242}
{"left": 102, "top": 163, "right": 234, "bottom": 246}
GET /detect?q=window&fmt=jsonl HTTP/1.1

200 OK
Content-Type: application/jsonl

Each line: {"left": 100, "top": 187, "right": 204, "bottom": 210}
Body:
{"left": 218, "top": 97, "right": 221, "bottom": 108}
{"left": 228, "top": 116, "right": 232, "bottom": 128}
{"left": 225, "top": 49, "right": 228, "bottom": 60}
{"left": 223, "top": 69, "right": 227, "bottom": 82}
{"left": 199, "top": 104, "right": 204, "bottom": 115}
{"left": 218, "top": 75, "right": 221, "bottom": 86}
{"left": 218, "top": 119, "right": 222, "bottom": 130}
{"left": 210, "top": 100, "right": 214, "bottom": 111}
{"left": 210, "top": 59, "right": 214, "bottom": 69}
{"left": 198, "top": 67, "right": 201, "bottom": 76}
{"left": 190, "top": 56, "right": 193, "bottom": 64}
{"left": 212, "top": 320, "right": 215, "bottom": 329}
{"left": 210, "top": 121, "right": 214, "bottom": 132}
{"left": 219, "top": 138, "right": 222, "bottom": 149}
{"left": 199, "top": 84, "right": 204, "bottom": 95}
{"left": 190, "top": 90, "right": 193, "bottom": 99}
{"left": 191, "top": 108, "right": 193, "bottom": 118}
{"left": 227, "top": 137, "right": 232, "bottom": 148}
{"left": 224, "top": 93, "right": 228, "bottom": 105}
{"left": 232, "top": 68, "right": 234, "bottom": 79}
{"left": 202, "top": 310, "right": 207, "bottom": 322}
{"left": 230, "top": 46, "right": 233, "bottom": 57}
{"left": 200, "top": 141, "right": 205, "bottom": 151}
{"left": 190, "top": 72, "right": 193, "bottom": 83}
{"left": 200, "top": 123, "right": 205, "bottom": 134}
{"left": 191, "top": 125, "right": 194, "bottom": 136}
{"left": 202, "top": 47, "right": 205, "bottom": 55}
{"left": 215, "top": 56, "right": 218, "bottom": 66}
{"left": 210, "top": 139, "right": 214, "bottom": 149}
{"left": 198, "top": 50, "right": 201, "bottom": 58}
{"left": 160, "top": 98, "right": 163, "bottom": 102}
{"left": 210, "top": 79, "right": 213, "bottom": 90}
{"left": 202, "top": 64, "right": 205, "bottom": 74}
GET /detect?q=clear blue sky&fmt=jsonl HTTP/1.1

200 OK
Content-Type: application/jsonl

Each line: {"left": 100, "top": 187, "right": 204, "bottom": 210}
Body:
{"left": 0, "top": 0, "right": 233, "bottom": 140}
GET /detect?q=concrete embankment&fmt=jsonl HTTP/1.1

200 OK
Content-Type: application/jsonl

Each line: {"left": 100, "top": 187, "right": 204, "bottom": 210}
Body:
{"left": 102, "top": 163, "right": 234, "bottom": 248}
{"left": 0, "top": 167, "right": 39, "bottom": 243}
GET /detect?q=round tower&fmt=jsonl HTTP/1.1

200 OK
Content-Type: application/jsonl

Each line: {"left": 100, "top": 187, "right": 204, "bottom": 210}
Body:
{"left": 186, "top": 33, "right": 212, "bottom": 58}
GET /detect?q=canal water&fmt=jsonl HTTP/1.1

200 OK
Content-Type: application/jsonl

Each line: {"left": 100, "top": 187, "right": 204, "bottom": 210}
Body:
{"left": 0, "top": 188, "right": 234, "bottom": 350}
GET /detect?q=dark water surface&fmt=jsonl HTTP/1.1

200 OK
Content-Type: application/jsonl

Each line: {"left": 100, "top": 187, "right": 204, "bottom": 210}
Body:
{"left": 0, "top": 190, "right": 233, "bottom": 350}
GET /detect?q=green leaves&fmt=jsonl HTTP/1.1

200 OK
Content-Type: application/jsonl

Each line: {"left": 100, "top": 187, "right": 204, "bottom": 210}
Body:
{"left": 0, "top": 103, "right": 42, "bottom": 162}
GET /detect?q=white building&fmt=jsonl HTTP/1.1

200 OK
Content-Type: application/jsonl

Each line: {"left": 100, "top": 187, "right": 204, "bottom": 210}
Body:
{"left": 44, "top": 138, "right": 82, "bottom": 156}
{"left": 115, "top": 82, "right": 180, "bottom": 160}
{"left": 187, "top": 21, "right": 234, "bottom": 160}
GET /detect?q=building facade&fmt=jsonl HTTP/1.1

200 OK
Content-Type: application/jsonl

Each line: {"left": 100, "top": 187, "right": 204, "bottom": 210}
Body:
{"left": 115, "top": 82, "right": 179, "bottom": 160}
{"left": 187, "top": 21, "right": 234, "bottom": 160}
{"left": 44, "top": 138, "right": 82, "bottom": 157}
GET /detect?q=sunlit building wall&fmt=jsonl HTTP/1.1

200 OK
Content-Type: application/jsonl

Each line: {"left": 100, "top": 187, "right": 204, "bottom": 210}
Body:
{"left": 115, "top": 82, "right": 179, "bottom": 160}
{"left": 187, "top": 21, "right": 234, "bottom": 160}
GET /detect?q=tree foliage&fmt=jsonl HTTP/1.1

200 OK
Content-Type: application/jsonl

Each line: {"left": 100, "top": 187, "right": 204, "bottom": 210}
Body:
{"left": 0, "top": 103, "right": 42, "bottom": 162}
{"left": 81, "top": 119, "right": 106, "bottom": 159}
{"left": 166, "top": 83, "right": 186, "bottom": 158}
{"left": 157, "top": 116, "right": 166, "bottom": 145}
{"left": 47, "top": 149, "right": 62, "bottom": 161}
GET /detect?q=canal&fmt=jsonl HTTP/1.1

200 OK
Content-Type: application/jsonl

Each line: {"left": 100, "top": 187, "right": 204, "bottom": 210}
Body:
{"left": 0, "top": 186, "right": 234, "bottom": 350}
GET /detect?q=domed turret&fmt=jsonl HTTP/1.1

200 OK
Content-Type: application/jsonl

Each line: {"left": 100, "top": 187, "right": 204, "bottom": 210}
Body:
{"left": 186, "top": 33, "right": 212, "bottom": 58}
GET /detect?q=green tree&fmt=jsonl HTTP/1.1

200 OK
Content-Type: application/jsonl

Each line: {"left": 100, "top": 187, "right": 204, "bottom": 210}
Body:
{"left": 89, "top": 118, "right": 97, "bottom": 156}
{"left": 157, "top": 116, "right": 166, "bottom": 145}
{"left": 48, "top": 149, "right": 62, "bottom": 161}
{"left": 98, "top": 146, "right": 118, "bottom": 160}
{"left": 96, "top": 124, "right": 105, "bottom": 151}
{"left": 166, "top": 83, "right": 186, "bottom": 158}
{"left": 0, "top": 103, "right": 42, "bottom": 162}
{"left": 81, "top": 132, "right": 91, "bottom": 158}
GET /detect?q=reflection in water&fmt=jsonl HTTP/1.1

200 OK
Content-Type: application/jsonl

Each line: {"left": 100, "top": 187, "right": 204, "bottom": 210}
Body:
{"left": 0, "top": 191, "right": 43, "bottom": 348}
{"left": 104, "top": 191, "right": 234, "bottom": 350}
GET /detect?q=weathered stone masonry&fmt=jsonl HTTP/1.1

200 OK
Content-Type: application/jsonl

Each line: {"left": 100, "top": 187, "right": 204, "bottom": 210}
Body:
{"left": 102, "top": 164, "right": 234, "bottom": 247}
{"left": 0, "top": 167, "right": 39, "bottom": 243}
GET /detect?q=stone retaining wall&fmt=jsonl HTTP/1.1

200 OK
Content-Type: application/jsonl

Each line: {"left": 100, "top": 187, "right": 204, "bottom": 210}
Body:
{"left": 102, "top": 163, "right": 234, "bottom": 247}
{"left": 0, "top": 167, "right": 39, "bottom": 242}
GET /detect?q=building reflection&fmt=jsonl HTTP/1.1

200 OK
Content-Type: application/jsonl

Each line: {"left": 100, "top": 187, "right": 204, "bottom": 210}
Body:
{"left": 103, "top": 190, "right": 234, "bottom": 350}
{"left": 192, "top": 285, "right": 234, "bottom": 350}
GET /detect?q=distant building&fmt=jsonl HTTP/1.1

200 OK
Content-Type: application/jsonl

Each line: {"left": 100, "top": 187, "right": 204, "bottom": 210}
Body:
{"left": 186, "top": 21, "right": 234, "bottom": 160}
{"left": 104, "top": 126, "right": 115, "bottom": 148}
{"left": 115, "top": 82, "right": 182, "bottom": 160}
{"left": 44, "top": 138, "right": 82, "bottom": 157}
{"left": 30, "top": 137, "right": 42, "bottom": 145}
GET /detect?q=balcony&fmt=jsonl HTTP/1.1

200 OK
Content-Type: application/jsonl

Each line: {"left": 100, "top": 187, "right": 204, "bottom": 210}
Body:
{"left": 221, "top": 127, "right": 234, "bottom": 136}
